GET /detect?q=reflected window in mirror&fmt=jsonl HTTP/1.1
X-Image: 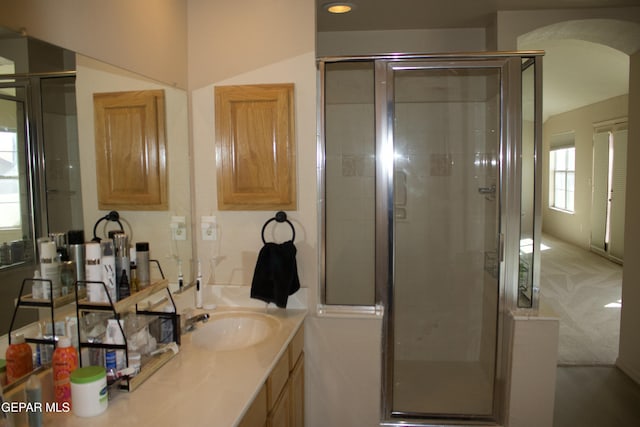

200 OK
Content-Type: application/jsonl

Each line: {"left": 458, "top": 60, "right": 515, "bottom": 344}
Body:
{"left": 0, "top": 83, "right": 34, "bottom": 268}
{"left": 0, "top": 33, "right": 83, "bottom": 334}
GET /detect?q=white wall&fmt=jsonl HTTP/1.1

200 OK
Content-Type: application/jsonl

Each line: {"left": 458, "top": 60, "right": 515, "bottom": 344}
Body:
{"left": 542, "top": 95, "right": 629, "bottom": 249}
{"left": 618, "top": 51, "right": 640, "bottom": 384}
{"left": 187, "top": 0, "right": 314, "bottom": 89}
{"left": 317, "top": 28, "right": 487, "bottom": 57}
{"left": 496, "top": 8, "right": 640, "bottom": 52}
{"left": 0, "top": 0, "right": 187, "bottom": 88}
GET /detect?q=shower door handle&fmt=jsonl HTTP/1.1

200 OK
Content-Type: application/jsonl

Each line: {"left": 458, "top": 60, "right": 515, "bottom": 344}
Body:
{"left": 478, "top": 184, "right": 496, "bottom": 194}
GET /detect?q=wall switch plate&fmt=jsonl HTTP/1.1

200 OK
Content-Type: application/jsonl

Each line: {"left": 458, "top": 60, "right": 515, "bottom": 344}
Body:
{"left": 170, "top": 216, "right": 187, "bottom": 240}
{"left": 201, "top": 216, "right": 217, "bottom": 241}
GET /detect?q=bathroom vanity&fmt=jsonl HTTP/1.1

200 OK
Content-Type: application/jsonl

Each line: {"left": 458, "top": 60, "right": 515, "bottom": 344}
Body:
{"left": 40, "top": 306, "right": 306, "bottom": 427}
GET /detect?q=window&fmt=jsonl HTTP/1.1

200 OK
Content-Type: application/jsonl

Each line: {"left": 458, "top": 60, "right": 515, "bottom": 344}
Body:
{"left": 550, "top": 146, "right": 575, "bottom": 212}
{"left": 0, "top": 130, "right": 20, "bottom": 229}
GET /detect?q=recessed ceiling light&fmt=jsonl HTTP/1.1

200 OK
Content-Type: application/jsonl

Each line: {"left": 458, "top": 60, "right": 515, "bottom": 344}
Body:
{"left": 324, "top": 2, "right": 355, "bottom": 14}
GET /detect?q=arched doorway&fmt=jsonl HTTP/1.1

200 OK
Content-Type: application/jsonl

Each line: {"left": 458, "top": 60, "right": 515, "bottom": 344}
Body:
{"left": 516, "top": 17, "right": 640, "bottom": 427}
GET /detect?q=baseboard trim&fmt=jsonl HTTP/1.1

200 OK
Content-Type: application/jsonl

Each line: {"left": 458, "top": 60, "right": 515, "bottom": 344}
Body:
{"left": 616, "top": 357, "right": 640, "bottom": 385}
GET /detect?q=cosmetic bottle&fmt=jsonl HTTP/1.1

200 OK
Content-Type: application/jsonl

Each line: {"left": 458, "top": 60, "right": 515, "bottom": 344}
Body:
{"left": 113, "top": 233, "right": 130, "bottom": 300}
{"left": 129, "top": 244, "right": 138, "bottom": 293}
{"left": 5, "top": 334, "right": 33, "bottom": 384}
{"left": 60, "top": 261, "right": 75, "bottom": 296}
{"left": 85, "top": 243, "right": 105, "bottom": 302}
{"left": 40, "top": 240, "right": 61, "bottom": 299}
{"left": 0, "top": 242, "right": 11, "bottom": 266}
{"left": 25, "top": 375, "right": 42, "bottom": 427}
{"left": 104, "top": 320, "right": 125, "bottom": 383}
{"left": 67, "top": 230, "right": 86, "bottom": 285}
{"left": 49, "top": 232, "right": 68, "bottom": 262}
{"left": 100, "top": 241, "right": 116, "bottom": 302}
{"left": 52, "top": 336, "right": 78, "bottom": 407}
{"left": 1, "top": 380, "right": 15, "bottom": 427}
{"left": 31, "top": 270, "right": 43, "bottom": 300}
{"left": 136, "top": 242, "right": 150, "bottom": 289}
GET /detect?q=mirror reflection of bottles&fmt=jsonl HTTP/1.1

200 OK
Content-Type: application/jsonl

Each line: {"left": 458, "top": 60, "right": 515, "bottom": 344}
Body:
{"left": 39, "top": 240, "right": 61, "bottom": 299}
{"left": 60, "top": 261, "right": 76, "bottom": 296}
{"left": 67, "top": 230, "right": 86, "bottom": 290}
{"left": 129, "top": 245, "right": 138, "bottom": 292}
{"left": 113, "top": 233, "right": 130, "bottom": 300}
{"left": 136, "top": 242, "right": 150, "bottom": 289}
{"left": 85, "top": 242, "right": 106, "bottom": 302}
{"left": 100, "top": 241, "right": 117, "bottom": 302}
{"left": 49, "top": 232, "right": 68, "bottom": 262}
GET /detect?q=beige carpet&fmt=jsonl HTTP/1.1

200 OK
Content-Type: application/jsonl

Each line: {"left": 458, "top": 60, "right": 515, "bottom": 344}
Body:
{"left": 539, "top": 234, "right": 622, "bottom": 365}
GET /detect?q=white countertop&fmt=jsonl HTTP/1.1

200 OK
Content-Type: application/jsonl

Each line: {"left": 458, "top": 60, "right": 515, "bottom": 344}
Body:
{"left": 43, "top": 305, "right": 307, "bottom": 427}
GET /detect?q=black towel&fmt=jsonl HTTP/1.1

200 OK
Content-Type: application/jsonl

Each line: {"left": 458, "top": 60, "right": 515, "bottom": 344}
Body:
{"left": 250, "top": 240, "right": 300, "bottom": 308}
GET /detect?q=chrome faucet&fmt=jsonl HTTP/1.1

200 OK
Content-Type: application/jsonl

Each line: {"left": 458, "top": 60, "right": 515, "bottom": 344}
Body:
{"left": 183, "top": 312, "right": 210, "bottom": 332}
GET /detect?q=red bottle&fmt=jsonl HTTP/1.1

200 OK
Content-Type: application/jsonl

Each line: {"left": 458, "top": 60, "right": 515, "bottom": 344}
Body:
{"left": 5, "top": 333, "right": 33, "bottom": 383}
{"left": 52, "top": 336, "right": 78, "bottom": 407}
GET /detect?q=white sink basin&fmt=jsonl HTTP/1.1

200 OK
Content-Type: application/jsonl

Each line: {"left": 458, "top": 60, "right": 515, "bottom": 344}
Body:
{"left": 191, "top": 311, "right": 280, "bottom": 351}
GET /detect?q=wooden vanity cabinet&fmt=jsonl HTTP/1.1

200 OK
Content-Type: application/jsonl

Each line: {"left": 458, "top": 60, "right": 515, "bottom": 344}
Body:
{"left": 239, "top": 385, "right": 268, "bottom": 427}
{"left": 238, "top": 325, "right": 304, "bottom": 427}
{"left": 289, "top": 354, "right": 304, "bottom": 427}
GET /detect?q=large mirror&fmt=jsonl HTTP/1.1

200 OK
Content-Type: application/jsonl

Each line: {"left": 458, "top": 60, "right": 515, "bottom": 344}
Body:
{"left": 0, "top": 26, "right": 191, "bottom": 336}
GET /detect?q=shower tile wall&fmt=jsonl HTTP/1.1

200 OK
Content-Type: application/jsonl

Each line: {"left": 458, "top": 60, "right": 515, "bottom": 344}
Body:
{"left": 325, "top": 63, "right": 375, "bottom": 305}
{"left": 394, "top": 100, "right": 494, "bottom": 362}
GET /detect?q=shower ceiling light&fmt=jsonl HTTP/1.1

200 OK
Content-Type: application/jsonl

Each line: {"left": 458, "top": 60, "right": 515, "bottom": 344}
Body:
{"left": 324, "top": 2, "right": 355, "bottom": 14}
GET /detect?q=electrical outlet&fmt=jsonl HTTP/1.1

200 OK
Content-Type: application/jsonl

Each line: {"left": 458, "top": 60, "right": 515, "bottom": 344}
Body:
{"left": 201, "top": 216, "right": 217, "bottom": 241}
{"left": 170, "top": 216, "right": 186, "bottom": 240}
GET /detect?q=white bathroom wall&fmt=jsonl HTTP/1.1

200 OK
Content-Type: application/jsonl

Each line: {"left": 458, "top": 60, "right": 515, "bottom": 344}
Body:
{"left": 189, "top": 51, "right": 317, "bottom": 299}
{"left": 0, "top": 0, "right": 187, "bottom": 88}
{"left": 541, "top": 95, "right": 628, "bottom": 249}
{"left": 618, "top": 50, "right": 640, "bottom": 385}
{"left": 317, "top": 28, "right": 487, "bottom": 57}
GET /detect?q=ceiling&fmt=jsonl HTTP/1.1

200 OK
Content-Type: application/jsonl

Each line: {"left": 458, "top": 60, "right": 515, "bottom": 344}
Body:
{"left": 316, "top": 0, "right": 640, "bottom": 32}
{"left": 317, "top": 0, "right": 637, "bottom": 120}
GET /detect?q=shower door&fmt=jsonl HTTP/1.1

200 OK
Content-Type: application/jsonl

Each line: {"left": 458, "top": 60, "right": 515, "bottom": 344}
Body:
{"left": 381, "top": 57, "right": 517, "bottom": 424}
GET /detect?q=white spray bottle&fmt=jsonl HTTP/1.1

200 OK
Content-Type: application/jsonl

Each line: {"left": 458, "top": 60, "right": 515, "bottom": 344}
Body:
{"left": 195, "top": 259, "right": 203, "bottom": 309}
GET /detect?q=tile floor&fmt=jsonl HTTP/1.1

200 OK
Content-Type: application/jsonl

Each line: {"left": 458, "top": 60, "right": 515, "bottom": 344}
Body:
{"left": 554, "top": 366, "right": 640, "bottom": 427}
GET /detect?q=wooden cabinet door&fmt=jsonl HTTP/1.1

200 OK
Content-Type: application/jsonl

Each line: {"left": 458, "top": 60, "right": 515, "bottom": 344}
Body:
{"left": 239, "top": 384, "right": 268, "bottom": 427}
{"left": 268, "top": 382, "right": 291, "bottom": 427}
{"left": 215, "top": 84, "right": 296, "bottom": 210}
{"left": 93, "top": 90, "right": 167, "bottom": 210}
{"left": 289, "top": 354, "right": 304, "bottom": 427}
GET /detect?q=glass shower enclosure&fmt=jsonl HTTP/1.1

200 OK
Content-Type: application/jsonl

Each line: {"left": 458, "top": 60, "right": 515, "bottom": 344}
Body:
{"left": 320, "top": 52, "right": 542, "bottom": 425}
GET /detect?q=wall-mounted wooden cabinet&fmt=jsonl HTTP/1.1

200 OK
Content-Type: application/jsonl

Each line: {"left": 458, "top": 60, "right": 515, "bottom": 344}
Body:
{"left": 93, "top": 90, "right": 168, "bottom": 210}
{"left": 215, "top": 84, "right": 296, "bottom": 210}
